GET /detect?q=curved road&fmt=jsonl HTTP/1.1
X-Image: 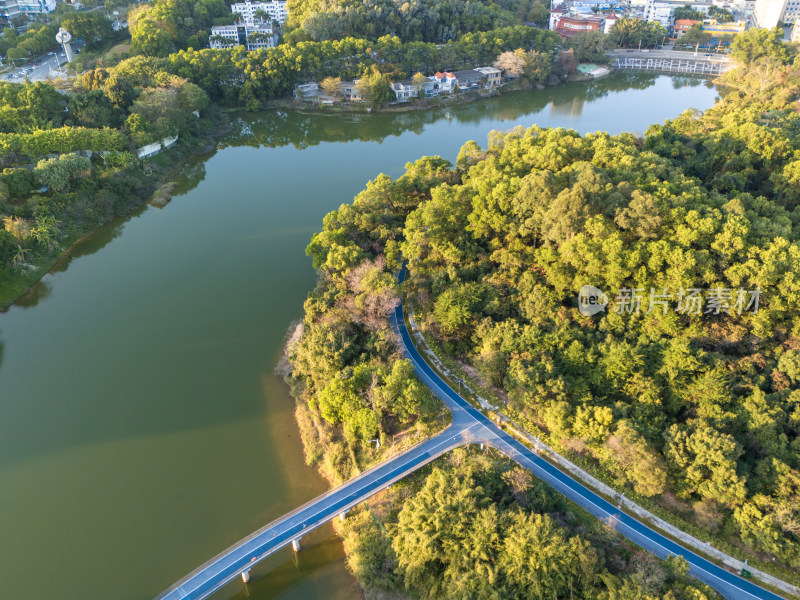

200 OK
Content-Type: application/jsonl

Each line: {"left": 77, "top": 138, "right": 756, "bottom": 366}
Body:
{"left": 154, "top": 267, "right": 786, "bottom": 600}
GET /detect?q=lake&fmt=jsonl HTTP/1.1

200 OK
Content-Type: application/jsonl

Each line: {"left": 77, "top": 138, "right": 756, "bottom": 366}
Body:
{"left": 0, "top": 72, "right": 719, "bottom": 600}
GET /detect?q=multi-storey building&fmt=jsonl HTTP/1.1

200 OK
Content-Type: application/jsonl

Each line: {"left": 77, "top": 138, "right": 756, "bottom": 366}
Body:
{"left": 209, "top": 23, "right": 277, "bottom": 51}
{"left": 0, "top": 0, "right": 20, "bottom": 25}
{"left": 702, "top": 18, "right": 746, "bottom": 34}
{"left": 753, "top": 0, "right": 800, "bottom": 27}
{"left": 16, "top": 0, "right": 55, "bottom": 13}
{"left": 549, "top": 11, "right": 618, "bottom": 38}
{"left": 673, "top": 17, "right": 701, "bottom": 36}
{"left": 474, "top": 66, "right": 501, "bottom": 86}
{"left": 644, "top": 0, "right": 711, "bottom": 31}
{"left": 231, "top": 0, "right": 288, "bottom": 25}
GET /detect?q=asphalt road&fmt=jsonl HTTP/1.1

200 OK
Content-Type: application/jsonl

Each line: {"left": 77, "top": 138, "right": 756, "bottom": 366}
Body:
{"left": 153, "top": 266, "right": 786, "bottom": 600}
{"left": 394, "top": 266, "right": 784, "bottom": 600}
{"left": 2, "top": 45, "right": 85, "bottom": 82}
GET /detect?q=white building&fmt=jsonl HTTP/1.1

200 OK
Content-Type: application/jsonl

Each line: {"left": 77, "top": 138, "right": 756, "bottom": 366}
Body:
{"left": 730, "top": 0, "right": 756, "bottom": 14}
{"left": 475, "top": 66, "right": 501, "bottom": 86}
{"left": 231, "top": 0, "right": 288, "bottom": 25}
{"left": 644, "top": 0, "right": 711, "bottom": 30}
{"left": 753, "top": 0, "right": 799, "bottom": 27}
{"left": 16, "top": 0, "right": 55, "bottom": 14}
{"left": 603, "top": 13, "right": 620, "bottom": 32}
{"left": 210, "top": 23, "right": 276, "bottom": 51}
{"left": 0, "top": 0, "right": 20, "bottom": 26}
{"left": 782, "top": 0, "right": 800, "bottom": 23}
{"left": 391, "top": 80, "right": 420, "bottom": 101}
{"left": 794, "top": 16, "right": 800, "bottom": 38}
{"left": 550, "top": 8, "right": 565, "bottom": 29}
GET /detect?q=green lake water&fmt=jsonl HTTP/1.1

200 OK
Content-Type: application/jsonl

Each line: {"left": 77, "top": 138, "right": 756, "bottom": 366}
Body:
{"left": 0, "top": 73, "right": 719, "bottom": 600}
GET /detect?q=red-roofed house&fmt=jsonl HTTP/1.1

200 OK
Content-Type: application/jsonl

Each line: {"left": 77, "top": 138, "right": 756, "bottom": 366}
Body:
{"left": 554, "top": 15, "right": 606, "bottom": 39}
{"left": 428, "top": 72, "right": 456, "bottom": 96}
{"left": 673, "top": 19, "right": 700, "bottom": 38}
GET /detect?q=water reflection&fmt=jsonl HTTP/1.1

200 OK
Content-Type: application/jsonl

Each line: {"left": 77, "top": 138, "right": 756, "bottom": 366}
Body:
{"left": 222, "top": 535, "right": 356, "bottom": 600}
{"left": 550, "top": 95, "right": 585, "bottom": 117}
{"left": 219, "top": 73, "right": 670, "bottom": 153}
{"left": 13, "top": 278, "right": 54, "bottom": 308}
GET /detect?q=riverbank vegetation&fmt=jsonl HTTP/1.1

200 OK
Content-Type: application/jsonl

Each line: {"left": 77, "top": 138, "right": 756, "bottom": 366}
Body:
{"left": 0, "top": 65, "right": 214, "bottom": 307}
{"left": 1, "top": 14, "right": 565, "bottom": 305}
{"left": 284, "top": 156, "right": 458, "bottom": 483}
{"left": 297, "top": 29, "right": 800, "bottom": 590}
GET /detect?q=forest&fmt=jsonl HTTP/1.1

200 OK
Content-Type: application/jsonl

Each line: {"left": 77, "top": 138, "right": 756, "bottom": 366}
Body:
{"left": 284, "top": 0, "right": 551, "bottom": 43}
{"left": 289, "top": 28, "right": 800, "bottom": 594}
{"left": 340, "top": 449, "right": 721, "bottom": 599}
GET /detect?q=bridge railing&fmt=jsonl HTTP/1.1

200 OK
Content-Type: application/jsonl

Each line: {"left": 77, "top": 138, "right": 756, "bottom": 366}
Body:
{"left": 154, "top": 423, "right": 461, "bottom": 599}
{"left": 612, "top": 57, "right": 733, "bottom": 76}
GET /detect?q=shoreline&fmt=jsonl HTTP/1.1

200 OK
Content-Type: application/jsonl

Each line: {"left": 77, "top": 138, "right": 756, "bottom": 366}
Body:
{"left": 0, "top": 68, "right": 680, "bottom": 312}
{"left": 0, "top": 116, "right": 231, "bottom": 312}
{"left": 0, "top": 79, "right": 558, "bottom": 311}
{"left": 283, "top": 74, "right": 600, "bottom": 115}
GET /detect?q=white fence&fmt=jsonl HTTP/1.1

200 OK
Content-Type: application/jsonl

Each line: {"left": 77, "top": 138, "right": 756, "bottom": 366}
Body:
{"left": 613, "top": 57, "right": 733, "bottom": 76}
{"left": 137, "top": 135, "right": 179, "bottom": 159}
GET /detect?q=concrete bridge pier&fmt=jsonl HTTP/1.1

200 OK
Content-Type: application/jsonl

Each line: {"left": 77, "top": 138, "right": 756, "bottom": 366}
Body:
{"left": 339, "top": 511, "right": 347, "bottom": 523}
{"left": 241, "top": 570, "right": 250, "bottom": 583}
{"left": 291, "top": 538, "right": 301, "bottom": 552}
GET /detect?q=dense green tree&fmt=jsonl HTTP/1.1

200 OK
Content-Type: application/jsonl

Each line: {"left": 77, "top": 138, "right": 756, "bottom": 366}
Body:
{"left": 607, "top": 18, "right": 666, "bottom": 48}
{"left": 675, "top": 24, "right": 711, "bottom": 50}
{"left": 708, "top": 5, "right": 734, "bottom": 21}
{"left": 730, "top": 27, "right": 793, "bottom": 65}
{"left": 60, "top": 12, "right": 113, "bottom": 49}
{"left": 569, "top": 30, "right": 608, "bottom": 63}
{"left": 0, "top": 229, "right": 18, "bottom": 269}
{"left": 673, "top": 4, "right": 704, "bottom": 20}
{"left": 0, "top": 81, "right": 65, "bottom": 133}
{"left": 68, "top": 89, "right": 116, "bottom": 129}
{"left": 287, "top": 0, "right": 520, "bottom": 43}
{"left": 354, "top": 66, "right": 394, "bottom": 108}
{"left": 522, "top": 49, "right": 553, "bottom": 84}
{"left": 34, "top": 153, "right": 91, "bottom": 193}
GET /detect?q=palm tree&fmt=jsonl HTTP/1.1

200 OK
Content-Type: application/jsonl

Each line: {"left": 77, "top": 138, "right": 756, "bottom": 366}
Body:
{"left": 209, "top": 34, "right": 229, "bottom": 48}
{"left": 12, "top": 246, "right": 29, "bottom": 269}
{"left": 30, "top": 216, "right": 60, "bottom": 253}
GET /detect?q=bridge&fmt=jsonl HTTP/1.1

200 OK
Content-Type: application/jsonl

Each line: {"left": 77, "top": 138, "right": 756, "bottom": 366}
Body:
{"left": 155, "top": 267, "right": 786, "bottom": 600}
{"left": 608, "top": 49, "right": 735, "bottom": 76}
